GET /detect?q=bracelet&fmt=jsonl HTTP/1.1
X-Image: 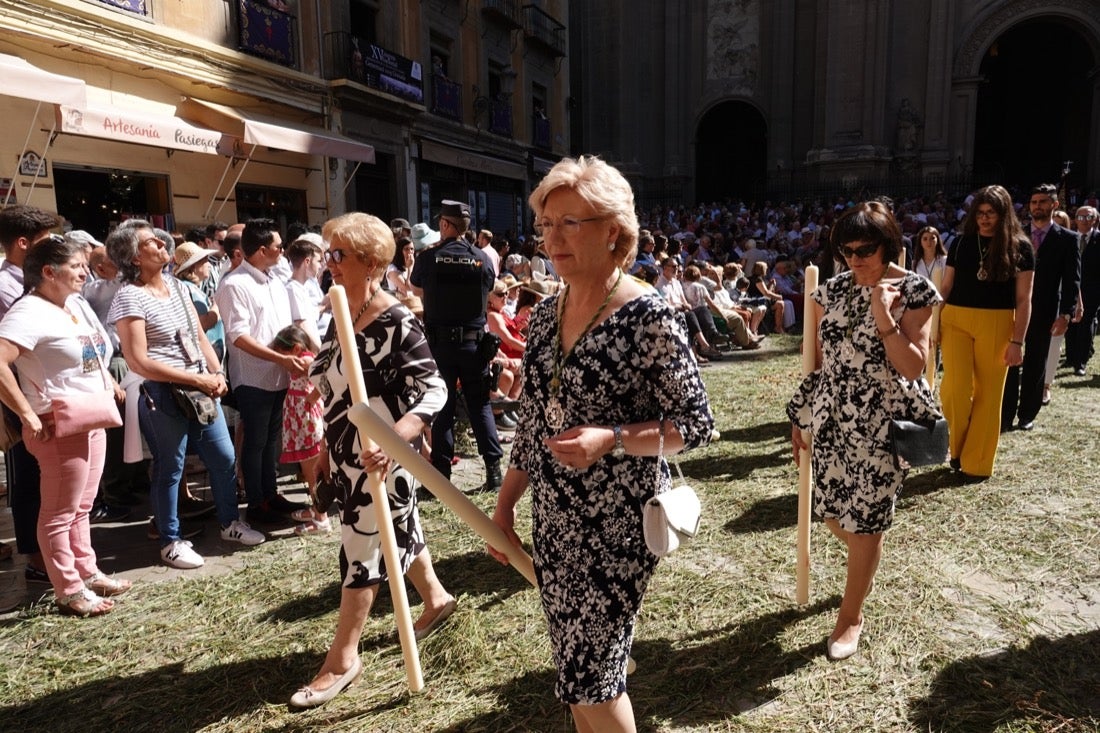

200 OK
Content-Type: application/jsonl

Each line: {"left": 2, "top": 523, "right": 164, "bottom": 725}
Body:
{"left": 1009, "top": 340, "right": 1024, "bottom": 347}
{"left": 877, "top": 323, "right": 901, "bottom": 339}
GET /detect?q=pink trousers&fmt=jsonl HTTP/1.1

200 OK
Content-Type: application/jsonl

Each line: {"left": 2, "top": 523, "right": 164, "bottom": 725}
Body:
{"left": 24, "top": 426, "right": 107, "bottom": 598}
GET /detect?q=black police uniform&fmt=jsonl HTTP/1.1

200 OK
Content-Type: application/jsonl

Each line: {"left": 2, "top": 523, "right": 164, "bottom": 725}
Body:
{"left": 411, "top": 232, "right": 503, "bottom": 486}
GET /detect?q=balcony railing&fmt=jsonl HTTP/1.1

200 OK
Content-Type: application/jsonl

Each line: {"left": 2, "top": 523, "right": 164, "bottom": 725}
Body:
{"left": 91, "top": 0, "right": 148, "bottom": 16}
{"left": 489, "top": 99, "right": 513, "bottom": 137}
{"left": 533, "top": 116, "right": 551, "bottom": 149}
{"left": 324, "top": 32, "right": 425, "bottom": 105}
{"left": 522, "top": 5, "right": 566, "bottom": 57}
{"left": 432, "top": 75, "right": 463, "bottom": 122}
{"left": 238, "top": 0, "right": 298, "bottom": 69}
{"left": 482, "top": 0, "right": 523, "bottom": 29}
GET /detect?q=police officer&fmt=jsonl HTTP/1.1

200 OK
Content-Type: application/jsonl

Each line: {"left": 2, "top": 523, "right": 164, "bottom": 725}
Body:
{"left": 411, "top": 199, "right": 503, "bottom": 491}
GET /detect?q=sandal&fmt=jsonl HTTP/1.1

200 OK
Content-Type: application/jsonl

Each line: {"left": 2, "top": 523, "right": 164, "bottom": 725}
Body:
{"left": 56, "top": 588, "right": 115, "bottom": 617}
{"left": 84, "top": 572, "right": 133, "bottom": 597}
{"left": 294, "top": 517, "right": 332, "bottom": 536}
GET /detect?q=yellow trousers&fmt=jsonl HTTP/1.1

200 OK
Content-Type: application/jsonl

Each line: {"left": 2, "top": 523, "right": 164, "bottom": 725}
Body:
{"left": 939, "top": 305, "right": 1016, "bottom": 477}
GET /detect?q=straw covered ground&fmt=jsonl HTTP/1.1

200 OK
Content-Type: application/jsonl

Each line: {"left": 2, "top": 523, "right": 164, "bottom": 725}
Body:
{"left": 1, "top": 335, "right": 1098, "bottom": 732}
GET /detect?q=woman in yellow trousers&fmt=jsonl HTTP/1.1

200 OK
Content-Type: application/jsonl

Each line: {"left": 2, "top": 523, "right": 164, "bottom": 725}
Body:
{"left": 938, "top": 185, "right": 1033, "bottom": 479}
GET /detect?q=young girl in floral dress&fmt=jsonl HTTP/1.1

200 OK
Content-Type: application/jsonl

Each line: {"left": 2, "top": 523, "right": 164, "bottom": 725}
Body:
{"left": 273, "top": 325, "right": 329, "bottom": 535}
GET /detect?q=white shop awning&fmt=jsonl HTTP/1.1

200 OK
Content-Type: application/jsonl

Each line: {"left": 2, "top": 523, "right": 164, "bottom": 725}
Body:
{"left": 0, "top": 53, "right": 87, "bottom": 206}
{"left": 178, "top": 97, "right": 375, "bottom": 164}
{"left": 58, "top": 104, "right": 235, "bottom": 156}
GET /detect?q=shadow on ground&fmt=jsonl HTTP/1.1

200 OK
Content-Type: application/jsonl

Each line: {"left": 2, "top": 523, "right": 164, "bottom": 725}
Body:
{"left": 435, "top": 595, "right": 840, "bottom": 731}
{"left": 909, "top": 629, "right": 1100, "bottom": 732}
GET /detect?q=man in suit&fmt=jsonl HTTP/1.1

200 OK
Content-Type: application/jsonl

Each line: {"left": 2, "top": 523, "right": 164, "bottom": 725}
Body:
{"left": 1002, "top": 184, "right": 1081, "bottom": 431}
{"left": 1064, "top": 206, "right": 1099, "bottom": 375}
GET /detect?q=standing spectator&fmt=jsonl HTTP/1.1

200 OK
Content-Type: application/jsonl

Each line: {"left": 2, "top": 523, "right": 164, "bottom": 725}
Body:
{"left": 385, "top": 236, "right": 416, "bottom": 298}
{"left": 285, "top": 235, "right": 327, "bottom": 351}
{"left": 912, "top": 226, "right": 948, "bottom": 283}
{"left": 411, "top": 200, "right": 504, "bottom": 492}
{"left": 215, "top": 219, "right": 309, "bottom": 523}
{"left": 109, "top": 221, "right": 265, "bottom": 568}
{"left": 490, "top": 156, "right": 713, "bottom": 730}
{"left": 477, "top": 228, "right": 500, "bottom": 276}
{"left": 0, "top": 205, "right": 60, "bottom": 579}
{"left": 0, "top": 236, "right": 131, "bottom": 615}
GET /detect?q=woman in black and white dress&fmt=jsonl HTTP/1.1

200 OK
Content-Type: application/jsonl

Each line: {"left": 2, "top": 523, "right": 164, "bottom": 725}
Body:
{"left": 290, "top": 212, "right": 455, "bottom": 709}
{"left": 789, "top": 202, "right": 941, "bottom": 661}
{"left": 490, "top": 156, "right": 713, "bottom": 732}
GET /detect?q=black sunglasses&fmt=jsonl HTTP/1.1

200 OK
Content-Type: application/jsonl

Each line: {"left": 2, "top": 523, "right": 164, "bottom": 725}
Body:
{"left": 838, "top": 242, "right": 880, "bottom": 259}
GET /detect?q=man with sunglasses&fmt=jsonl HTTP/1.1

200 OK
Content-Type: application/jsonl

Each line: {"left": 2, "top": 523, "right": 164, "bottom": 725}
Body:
{"left": 411, "top": 200, "right": 503, "bottom": 493}
{"left": 216, "top": 219, "right": 309, "bottom": 522}
{"left": 1002, "top": 184, "right": 1081, "bottom": 432}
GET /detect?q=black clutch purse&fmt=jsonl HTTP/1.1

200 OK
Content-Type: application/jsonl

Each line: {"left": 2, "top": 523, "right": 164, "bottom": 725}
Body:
{"left": 888, "top": 418, "right": 949, "bottom": 470}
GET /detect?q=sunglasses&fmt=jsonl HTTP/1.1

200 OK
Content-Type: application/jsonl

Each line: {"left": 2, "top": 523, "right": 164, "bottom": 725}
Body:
{"left": 324, "top": 249, "right": 349, "bottom": 264}
{"left": 838, "top": 242, "right": 880, "bottom": 259}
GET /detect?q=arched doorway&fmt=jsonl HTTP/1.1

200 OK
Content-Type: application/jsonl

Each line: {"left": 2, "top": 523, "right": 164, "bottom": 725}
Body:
{"left": 973, "top": 17, "right": 1094, "bottom": 190}
{"left": 695, "top": 101, "right": 766, "bottom": 203}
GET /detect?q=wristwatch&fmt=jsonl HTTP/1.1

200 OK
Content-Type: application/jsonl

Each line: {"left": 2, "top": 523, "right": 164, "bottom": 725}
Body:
{"left": 611, "top": 425, "right": 626, "bottom": 457}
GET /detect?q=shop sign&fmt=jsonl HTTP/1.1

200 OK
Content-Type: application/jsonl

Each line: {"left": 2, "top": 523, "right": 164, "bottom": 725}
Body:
{"left": 18, "top": 152, "right": 46, "bottom": 177}
{"left": 355, "top": 41, "right": 424, "bottom": 105}
{"left": 60, "top": 105, "right": 232, "bottom": 156}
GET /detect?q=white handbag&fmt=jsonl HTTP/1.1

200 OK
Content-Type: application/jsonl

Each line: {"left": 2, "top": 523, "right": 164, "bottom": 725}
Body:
{"left": 642, "top": 423, "right": 701, "bottom": 557}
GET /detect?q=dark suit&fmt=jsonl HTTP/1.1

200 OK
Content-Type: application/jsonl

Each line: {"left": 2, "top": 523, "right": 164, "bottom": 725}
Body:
{"left": 1002, "top": 222, "right": 1081, "bottom": 427}
{"left": 1064, "top": 229, "right": 1100, "bottom": 370}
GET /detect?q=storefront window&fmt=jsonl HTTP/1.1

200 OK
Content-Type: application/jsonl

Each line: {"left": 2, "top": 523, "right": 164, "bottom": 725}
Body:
{"left": 54, "top": 166, "right": 172, "bottom": 238}
{"left": 235, "top": 184, "right": 307, "bottom": 233}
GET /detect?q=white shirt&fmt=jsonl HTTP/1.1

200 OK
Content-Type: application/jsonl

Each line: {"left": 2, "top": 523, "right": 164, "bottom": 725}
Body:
{"left": 215, "top": 259, "right": 292, "bottom": 391}
{"left": 0, "top": 294, "right": 112, "bottom": 414}
{"left": 480, "top": 243, "right": 501, "bottom": 276}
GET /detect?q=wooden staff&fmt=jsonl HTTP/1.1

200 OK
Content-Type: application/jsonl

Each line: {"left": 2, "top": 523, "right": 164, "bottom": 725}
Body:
{"left": 347, "top": 402, "right": 537, "bottom": 586}
{"left": 926, "top": 267, "right": 943, "bottom": 386}
{"left": 796, "top": 264, "right": 818, "bottom": 605}
{"left": 329, "top": 285, "right": 424, "bottom": 693}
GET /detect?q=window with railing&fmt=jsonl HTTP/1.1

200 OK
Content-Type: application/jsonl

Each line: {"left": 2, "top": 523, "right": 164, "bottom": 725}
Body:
{"left": 489, "top": 99, "right": 513, "bottom": 137}
{"left": 522, "top": 4, "right": 565, "bottom": 56}
{"left": 482, "top": 0, "right": 522, "bottom": 29}
{"left": 89, "top": 0, "right": 149, "bottom": 16}
{"left": 432, "top": 75, "right": 463, "bottom": 121}
{"left": 533, "top": 116, "right": 551, "bottom": 149}
{"left": 237, "top": 0, "right": 298, "bottom": 69}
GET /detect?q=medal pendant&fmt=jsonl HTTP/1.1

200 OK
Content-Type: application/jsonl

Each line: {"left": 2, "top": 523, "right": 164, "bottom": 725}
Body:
{"left": 546, "top": 398, "right": 565, "bottom": 432}
{"left": 840, "top": 341, "right": 856, "bottom": 361}
{"left": 976, "top": 266, "right": 988, "bottom": 282}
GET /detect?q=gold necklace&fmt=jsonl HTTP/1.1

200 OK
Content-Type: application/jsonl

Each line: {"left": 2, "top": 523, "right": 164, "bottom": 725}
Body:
{"left": 546, "top": 271, "right": 623, "bottom": 431}
{"left": 976, "top": 236, "right": 990, "bottom": 281}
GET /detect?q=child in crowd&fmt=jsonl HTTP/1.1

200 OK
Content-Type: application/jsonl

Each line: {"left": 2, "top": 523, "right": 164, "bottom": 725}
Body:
{"left": 272, "top": 325, "right": 329, "bottom": 535}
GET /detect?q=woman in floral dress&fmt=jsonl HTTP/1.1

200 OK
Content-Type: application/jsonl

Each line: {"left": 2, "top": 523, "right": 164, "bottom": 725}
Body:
{"left": 789, "top": 201, "right": 941, "bottom": 661}
{"left": 491, "top": 156, "right": 713, "bottom": 732}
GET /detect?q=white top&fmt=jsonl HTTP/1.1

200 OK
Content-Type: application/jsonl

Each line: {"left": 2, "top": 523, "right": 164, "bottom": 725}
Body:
{"left": 0, "top": 260, "right": 24, "bottom": 318}
{"left": 0, "top": 294, "right": 112, "bottom": 414}
{"left": 215, "top": 259, "right": 292, "bottom": 391}
{"left": 914, "top": 255, "right": 947, "bottom": 282}
{"left": 480, "top": 243, "right": 501, "bottom": 276}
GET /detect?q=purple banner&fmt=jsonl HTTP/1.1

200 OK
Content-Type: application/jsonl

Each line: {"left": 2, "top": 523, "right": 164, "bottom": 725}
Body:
{"left": 238, "top": 0, "right": 297, "bottom": 68}
{"left": 97, "top": 0, "right": 148, "bottom": 15}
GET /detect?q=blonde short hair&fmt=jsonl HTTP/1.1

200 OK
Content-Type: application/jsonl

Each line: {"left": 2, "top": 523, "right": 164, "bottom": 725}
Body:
{"left": 528, "top": 155, "right": 639, "bottom": 270}
{"left": 322, "top": 212, "right": 395, "bottom": 268}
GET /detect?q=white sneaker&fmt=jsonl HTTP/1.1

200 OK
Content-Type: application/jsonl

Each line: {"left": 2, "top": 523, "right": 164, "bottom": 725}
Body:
{"left": 220, "top": 519, "right": 266, "bottom": 546}
{"left": 161, "top": 540, "right": 205, "bottom": 569}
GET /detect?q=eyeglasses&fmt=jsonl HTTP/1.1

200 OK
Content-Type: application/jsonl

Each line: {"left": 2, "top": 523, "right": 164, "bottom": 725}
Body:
{"left": 838, "top": 242, "right": 881, "bottom": 259}
{"left": 533, "top": 216, "right": 604, "bottom": 236}
{"left": 1077, "top": 214, "right": 1096, "bottom": 220}
{"left": 324, "top": 249, "right": 349, "bottom": 264}
{"left": 974, "top": 210, "right": 998, "bottom": 219}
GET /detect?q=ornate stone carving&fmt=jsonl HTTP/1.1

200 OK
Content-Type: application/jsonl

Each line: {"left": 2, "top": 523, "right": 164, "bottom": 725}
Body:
{"left": 706, "top": 0, "right": 759, "bottom": 94}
